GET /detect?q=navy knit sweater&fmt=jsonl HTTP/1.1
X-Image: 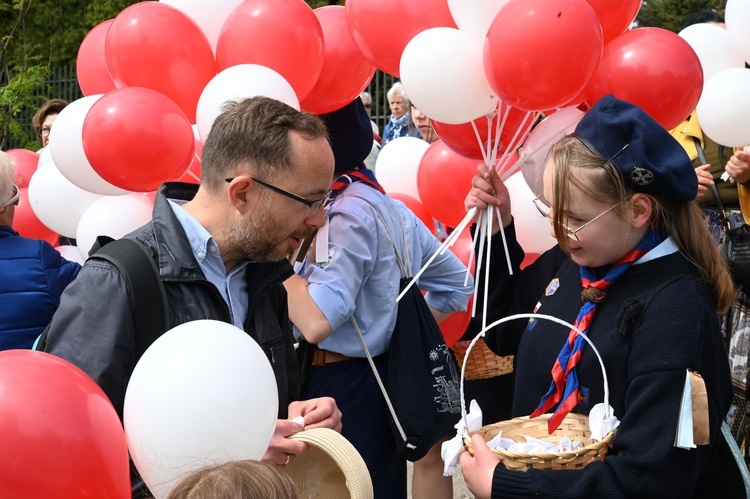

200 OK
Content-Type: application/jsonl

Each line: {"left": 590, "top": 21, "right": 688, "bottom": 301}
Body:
{"left": 473, "top": 221, "right": 733, "bottom": 498}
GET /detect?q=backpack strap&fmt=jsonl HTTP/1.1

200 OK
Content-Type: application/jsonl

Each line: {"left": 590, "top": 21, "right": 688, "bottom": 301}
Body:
{"left": 90, "top": 237, "right": 169, "bottom": 362}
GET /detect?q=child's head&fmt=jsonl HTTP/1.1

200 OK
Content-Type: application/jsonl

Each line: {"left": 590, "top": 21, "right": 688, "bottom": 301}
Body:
{"left": 167, "top": 460, "right": 299, "bottom": 499}
{"left": 539, "top": 95, "right": 734, "bottom": 311}
{"left": 541, "top": 96, "right": 696, "bottom": 261}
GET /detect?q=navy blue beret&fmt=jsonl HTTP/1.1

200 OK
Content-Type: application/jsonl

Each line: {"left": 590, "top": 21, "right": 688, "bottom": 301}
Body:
{"left": 319, "top": 99, "right": 373, "bottom": 173}
{"left": 574, "top": 95, "right": 697, "bottom": 202}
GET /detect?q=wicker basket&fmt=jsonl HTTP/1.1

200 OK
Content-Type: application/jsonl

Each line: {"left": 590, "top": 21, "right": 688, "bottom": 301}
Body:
{"left": 459, "top": 313, "right": 616, "bottom": 471}
{"left": 451, "top": 339, "right": 514, "bottom": 380}
{"left": 464, "top": 413, "right": 614, "bottom": 470}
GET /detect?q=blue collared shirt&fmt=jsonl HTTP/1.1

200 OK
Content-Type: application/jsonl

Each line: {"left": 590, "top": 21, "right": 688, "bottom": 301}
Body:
{"left": 294, "top": 182, "right": 473, "bottom": 357}
{"left": 168, "top": 200, "right": 249, "bottom": 328}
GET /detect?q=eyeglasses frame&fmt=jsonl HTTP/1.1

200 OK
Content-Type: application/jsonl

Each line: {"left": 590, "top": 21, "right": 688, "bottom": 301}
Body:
{"left": 532, "top": 195, "right": 620, "bottom": 241}
{"left": 1, "top": 184, "right": 20, "bottom": 209}
{"left": 224, "top": 176, "right": 331, "bottom": 218}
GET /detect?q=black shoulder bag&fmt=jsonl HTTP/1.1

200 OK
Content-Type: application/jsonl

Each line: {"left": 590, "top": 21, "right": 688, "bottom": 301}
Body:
{"left": 352, "top": 206, "right": 461, "bottom": 462}
{"left": 695, "top": 138, "right": 750, "bottom": 289}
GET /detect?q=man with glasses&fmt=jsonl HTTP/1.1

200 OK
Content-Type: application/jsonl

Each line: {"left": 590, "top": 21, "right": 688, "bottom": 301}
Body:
{"left": 43, "top": 96, "right": 342, "bottom": 496}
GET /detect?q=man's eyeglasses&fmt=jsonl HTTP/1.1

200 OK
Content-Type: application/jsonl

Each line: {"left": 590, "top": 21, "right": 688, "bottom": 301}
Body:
{"left": 225, "top": 177, "right": 331, "bottom": 218}
{"left": 532, "top": 195, "right": 619, "bottom": 241}
{"left": 1, "top": 184, "right": 20, "bottom": 209}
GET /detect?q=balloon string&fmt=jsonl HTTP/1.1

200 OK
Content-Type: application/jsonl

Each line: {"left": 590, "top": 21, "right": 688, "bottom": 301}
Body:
{"left": 471, "top": 209, "right": 486, "bottom": 318}
{"left": 496, "top": 110, "right": 538, "bottom": 179}
{"left": 396, "top": 207, "right": 478, "bottom": 303}
{"left": 488, "top": 104, "right": 510, "bottom": 170}
{"left": 185, "top": 169, "right": 200, "bottom": 182}
{"left": 470, "top": 120, "right": 490, "bottom": 168}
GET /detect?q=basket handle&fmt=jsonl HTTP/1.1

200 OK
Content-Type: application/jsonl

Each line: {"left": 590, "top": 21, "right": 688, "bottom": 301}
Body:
{"left": 459, "top": 313, "right": 611, "bottom": 438}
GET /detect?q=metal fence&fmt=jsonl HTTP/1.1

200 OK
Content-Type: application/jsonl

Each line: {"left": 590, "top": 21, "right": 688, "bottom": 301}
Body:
{"left": 2, "top": 66, "right": 397, "bottom": 150}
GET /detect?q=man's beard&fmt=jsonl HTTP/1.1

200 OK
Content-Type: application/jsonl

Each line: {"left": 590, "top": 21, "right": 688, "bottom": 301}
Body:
{"left": 223, "top": 198, "right": 317, "bottom": 263}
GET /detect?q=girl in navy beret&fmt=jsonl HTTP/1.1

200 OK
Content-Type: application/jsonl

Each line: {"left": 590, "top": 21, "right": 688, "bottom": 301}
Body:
{"left": 460, "top": 96, "right": 737, "bottom": 498}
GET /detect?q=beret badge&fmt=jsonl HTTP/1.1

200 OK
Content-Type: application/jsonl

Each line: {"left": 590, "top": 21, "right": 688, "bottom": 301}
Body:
{"left": 631, "top": 167, "right": 654, "bottom": 186}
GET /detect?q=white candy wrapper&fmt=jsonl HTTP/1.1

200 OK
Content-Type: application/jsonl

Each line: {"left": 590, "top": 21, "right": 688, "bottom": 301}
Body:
{"left": 588, "top": 403, "right": 620, "bottom": 441}
{"left": 441, "top": 399, "right": 483, "bottom": 476}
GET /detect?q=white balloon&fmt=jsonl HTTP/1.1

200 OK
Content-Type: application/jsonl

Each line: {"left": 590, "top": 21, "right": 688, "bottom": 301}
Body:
{"left": 506, "top": 171, "right": 555, "bottom": 254}
{"left": 37, "top": 146, "right": 53, "bottom": 169}
{"left": 75, "top": 193, "right": 154, "bottom": 259}
{"left": 196, "top": 64, "right": 300, "bottom": 141}
{"left": 448, "top": 0, "right": 510, "bottom": 41}
{"left": 678, "top": 23, "right": 745, "bottom": 83}
{"left": 696, "top": 68, "right": 750, "bottom": 148}
{"left": 48, "top": 95, "right": 131, "bottom": 196}
{"left": 376, "top": 137, "right": 430, "bottom": 201}
{"left": 55, "top": 244, "right": 85, "bottom": 265}
{"left": 27, "top": 161, "right": 103, "bottom": 238}
{"left": 726, "top": 0, "right": 750, "bottom": 64}
{"left": 125, "top": 320, "right": 279, "bottom": 499}
{"left": 400, "top": 28, "right": 497, "bottom": 125}
{"left": 160, "top": 0, "right": 243, "bottom": 55}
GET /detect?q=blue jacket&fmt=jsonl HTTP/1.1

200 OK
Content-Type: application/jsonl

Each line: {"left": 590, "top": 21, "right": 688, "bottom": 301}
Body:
{"left": 0, "top": 226, "right": 80, "bottom": 350}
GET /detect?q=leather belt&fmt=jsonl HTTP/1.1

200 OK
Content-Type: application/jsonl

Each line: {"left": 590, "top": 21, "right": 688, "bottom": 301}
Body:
{"left": 312, "top": 349, "right": 354, "bottom": 366}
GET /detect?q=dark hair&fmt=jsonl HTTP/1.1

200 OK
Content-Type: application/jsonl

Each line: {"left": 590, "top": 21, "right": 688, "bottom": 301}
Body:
{"left": 167, "top": 460, "right": 300, "bottom": 499}
{"left": 683, "top": 10, "right": 724, "bottom": 29}
{"left": 200, "top": 96, "right": 328, "bottom": 192}
{"left": 32, "top": 99, "right": 68, "bottom": 146}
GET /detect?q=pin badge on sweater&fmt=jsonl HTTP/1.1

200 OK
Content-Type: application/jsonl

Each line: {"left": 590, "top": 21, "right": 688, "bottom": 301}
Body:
{"left": 529, "top": 278, "right": 559, "bottom": 331}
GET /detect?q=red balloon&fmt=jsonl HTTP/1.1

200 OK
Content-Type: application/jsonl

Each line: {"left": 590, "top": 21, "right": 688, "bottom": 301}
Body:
{"left": 106, "top": 3, "right": 217, "bottom": 122}
{"left": 0, "top": 350, "right": 130, "bottom": 498}
{"left": 432, "top": 102, "right": 534, "bottom": 160}
{"left": 440, "top": 298, "right": 473, "bottom": 348}
{"left": 83, "top": 87, "right": 194, "bottom": 192}
{"left": 5, "top": 148, "right": 39, "bottom": 188}
{"left": 345, "top": 0, "right": 456, "bottom": 77}
{"left": 484, "top": 0, "right": 603, "bottom": 111}
{"left": 448, "top": 228, "right": 474, "bottom": 272}
{"left": 301, "top": 6, "right": 376, "bottom": 114}
{"left": 390, "top": 193, "right": 437, "bottom": 235}
{"left": 12, "top": 187, "right": 58, "bottom": 245}
{"left": 417, "top": 141, "right": 482, "bottom": 227}
{"left": 77, "top": 19, "right": 116, "bottom": 96}
{"left": 216, "top": 0, "right": 324, "bottom": 102}
{"left": 584, "top": 0, "right": 641, "bottom": 43}
{"left": 584, "top": 28, "right": 703, "bottom": 130}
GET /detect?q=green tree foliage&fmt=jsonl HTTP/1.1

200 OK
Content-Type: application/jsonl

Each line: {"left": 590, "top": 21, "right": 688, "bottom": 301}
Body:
{"left": 636, "top": 0, "right": 727, "bottom": 33}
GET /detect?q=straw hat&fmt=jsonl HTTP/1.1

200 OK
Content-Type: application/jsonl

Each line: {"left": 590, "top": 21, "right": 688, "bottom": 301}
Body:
{"left": 286, "top": 428, "right": 373, "bottom": 499}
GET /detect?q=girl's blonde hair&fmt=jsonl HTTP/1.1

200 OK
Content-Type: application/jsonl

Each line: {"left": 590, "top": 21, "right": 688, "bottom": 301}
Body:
{"left": 167, "top": 460, "right": 300, "bottom": 499}
{"left": 549, "top": 135, "right": 735, "bottom": 313}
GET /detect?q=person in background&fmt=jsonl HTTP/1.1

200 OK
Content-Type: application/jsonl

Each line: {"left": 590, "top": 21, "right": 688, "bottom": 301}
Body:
{"left": 410, "top": 103, "right": 437, "bottom": 144}
{"left": 460, "top": 95, "right": 734, "bottom": 497}
{"left": 671, "top": 10, "right": 750, "bottom": 449}
{"left": 381, "top": 81, "right": 421, "bottom": 146}
{"left": 359, "top": 91, "right": 379, "bottom": 137}
{"left": 285, "top": 98, "right": 473, "bottom": 499}
{"left": 167, "top": 460, "right": 300, "bottom": 499}
{"left": 0, "top": 150, "right": 80, "bottom": 350}
{"left": 31, "top": 99, "right": 68, "bottom": 151}
{"left": 43, "top": 97, "right": 341, "bottom": 497}
{"left": 360, "top": 91, "right": 382, "bottom": 172}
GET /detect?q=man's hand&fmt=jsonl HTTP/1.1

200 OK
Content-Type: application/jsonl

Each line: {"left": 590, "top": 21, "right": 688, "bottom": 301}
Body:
{"left": 288, "top": 397, "right": 342, "bottom": 432}
{"left": 459, "top": 434, "right": 500, "bottom": 499}
{"left": 263, "top": 419, "right": 306, "bottom": 467}
{"left": 726, "top": 150, "right": 750, "bottom": 184}
{"left": 694, "top": 164, "right": 713, "bottom": 197}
